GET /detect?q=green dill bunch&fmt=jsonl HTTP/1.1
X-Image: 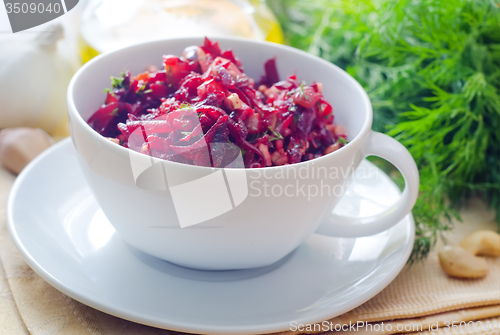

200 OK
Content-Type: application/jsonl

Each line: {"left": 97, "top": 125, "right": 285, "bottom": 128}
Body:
{"left": 271, "top": 0, "right": 500, "bottom": 261}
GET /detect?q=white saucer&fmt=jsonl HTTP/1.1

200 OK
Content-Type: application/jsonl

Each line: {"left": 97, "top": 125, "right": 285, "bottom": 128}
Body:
{"left": 7, "top": 138, "right": 414, "bottom": 335}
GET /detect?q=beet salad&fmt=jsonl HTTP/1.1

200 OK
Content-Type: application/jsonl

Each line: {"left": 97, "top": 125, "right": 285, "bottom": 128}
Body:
{"left": 87, "top": 38, "right": 347, "bottom": 168}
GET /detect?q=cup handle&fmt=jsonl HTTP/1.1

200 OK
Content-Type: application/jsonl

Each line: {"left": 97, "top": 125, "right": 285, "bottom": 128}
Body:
{"left": 315, "top": 130, "right": 419, "bottom": 237}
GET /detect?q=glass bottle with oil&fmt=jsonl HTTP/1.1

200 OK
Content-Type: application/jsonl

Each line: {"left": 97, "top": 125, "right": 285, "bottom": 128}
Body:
{"left": 78, "top": 0, "right": 283, "bottom": 63}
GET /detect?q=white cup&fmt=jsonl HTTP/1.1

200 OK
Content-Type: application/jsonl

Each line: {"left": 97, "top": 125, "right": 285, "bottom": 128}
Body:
{"left": 67, "top": 37, "right": 419, "bottom": 270}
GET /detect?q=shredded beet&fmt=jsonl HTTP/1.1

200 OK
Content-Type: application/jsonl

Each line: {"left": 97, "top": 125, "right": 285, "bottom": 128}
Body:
{"left": 260, "top": 58, "right": 280, "bottom": 87}
{"left": 87, "top": 38, "right": 347, "bottom": 168}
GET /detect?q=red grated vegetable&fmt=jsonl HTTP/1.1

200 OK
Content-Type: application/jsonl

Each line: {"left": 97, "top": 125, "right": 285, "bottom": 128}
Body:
{"left": 87, "top": 38, "right": 347, "bottom": 168}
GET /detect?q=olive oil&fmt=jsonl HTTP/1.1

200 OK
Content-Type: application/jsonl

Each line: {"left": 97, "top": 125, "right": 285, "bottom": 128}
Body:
{"left": 78, "top": 0, "right": 283, "bottom": 63}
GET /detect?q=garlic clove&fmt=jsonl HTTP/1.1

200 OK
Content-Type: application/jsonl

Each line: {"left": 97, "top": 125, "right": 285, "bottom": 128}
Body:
{"left": 0, "top": 128, "right": 54, "bottom": 175}
{"left": 438, "top": 245, "right": 488, "bottom": 279}
{"left": 459, "top": 230, "right": 500, "bottom": 257}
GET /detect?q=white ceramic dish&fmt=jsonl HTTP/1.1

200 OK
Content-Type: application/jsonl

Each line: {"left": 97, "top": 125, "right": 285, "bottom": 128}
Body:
{"left": 67, "top": 37, "right": 419, "bottom": 270}
{"left": 8, "top": 139, "right": 414, "bottom": 334}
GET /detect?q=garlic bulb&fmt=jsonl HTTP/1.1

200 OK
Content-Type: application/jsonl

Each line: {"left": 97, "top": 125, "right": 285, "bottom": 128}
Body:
{"left": 0, "top": 24, "right": 75, "bottom": 137}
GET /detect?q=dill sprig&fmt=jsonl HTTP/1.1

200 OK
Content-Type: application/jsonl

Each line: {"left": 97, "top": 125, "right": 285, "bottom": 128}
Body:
{"left": 268, "top": 126, "right": 284, "bottom": 141}
{"left": 271, "top": 0, "right": 500, "bottom": 262}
